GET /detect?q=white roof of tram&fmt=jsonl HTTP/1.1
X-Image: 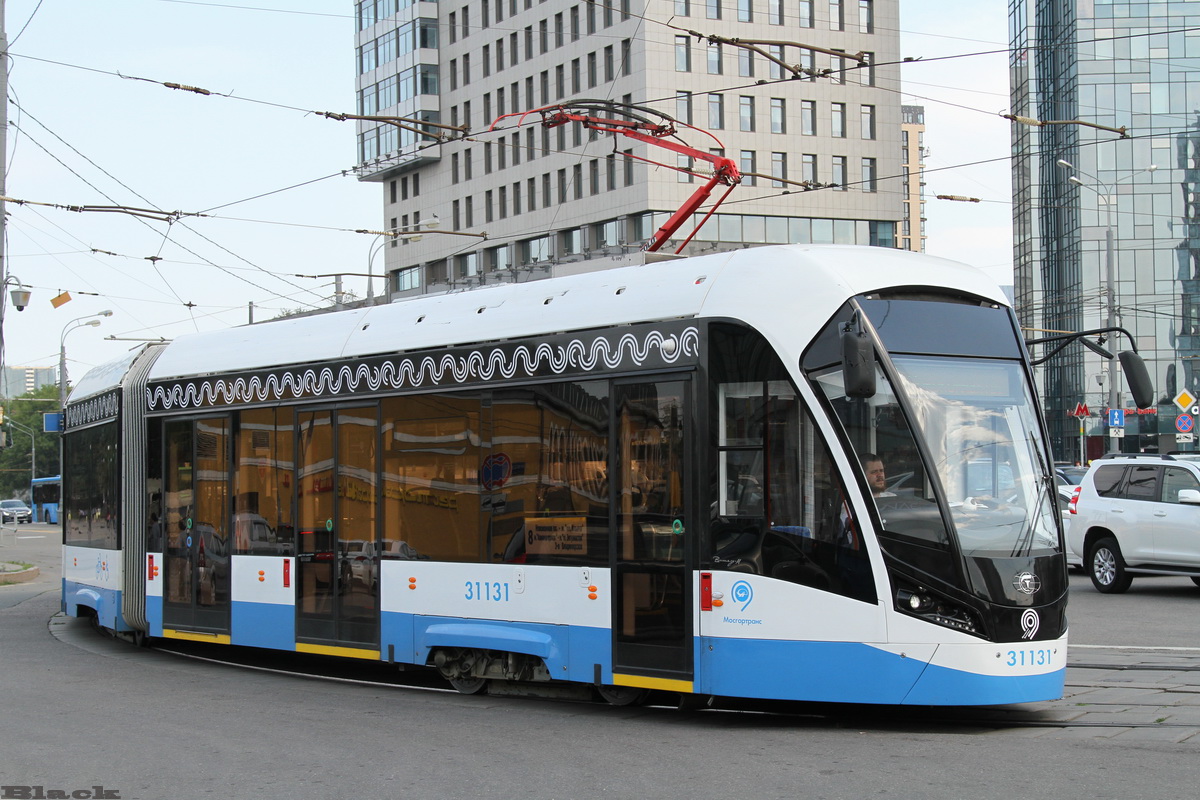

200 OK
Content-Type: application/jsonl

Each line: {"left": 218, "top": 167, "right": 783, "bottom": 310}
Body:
{"left": 145, "top": 245, "right": 1005, "bottom": 382}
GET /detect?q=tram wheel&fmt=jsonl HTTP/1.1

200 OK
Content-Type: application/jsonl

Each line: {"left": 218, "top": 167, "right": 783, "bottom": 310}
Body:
{"left": 1089, "top": 537, "right": 1132, "bottom": 594}
{"left": 449, "top": 676, "right": 489, "bottom": 695}
{"left": 596, "top": 684, "right": 649, "bottom": 706}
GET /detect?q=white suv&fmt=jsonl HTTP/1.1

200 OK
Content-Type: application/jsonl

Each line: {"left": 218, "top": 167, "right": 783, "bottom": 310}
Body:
{"left": 1067, "top": 454, "right": 1200, "bottom": 593}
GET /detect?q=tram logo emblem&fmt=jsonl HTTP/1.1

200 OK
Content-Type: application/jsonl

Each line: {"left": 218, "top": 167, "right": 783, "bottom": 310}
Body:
{"left": 1012, "top": 572, "right": 1041, "bottom": 595}
{"left": 731, "top": 580, "right": 754, "bottom": 611}
{"left": 1020, "top": 609, "right": 1040, "bottom": 640}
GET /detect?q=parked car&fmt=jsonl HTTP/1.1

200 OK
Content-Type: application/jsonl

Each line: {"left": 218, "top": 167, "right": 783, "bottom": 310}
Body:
{"left": 1066, "top": 453, "right": 1200, "bottom": 592}
{"left": 1056, "top": 466, "right": 1088, "bottom": 485}
{"left": 1, "top": 499, "right": 33, "bottom": 524}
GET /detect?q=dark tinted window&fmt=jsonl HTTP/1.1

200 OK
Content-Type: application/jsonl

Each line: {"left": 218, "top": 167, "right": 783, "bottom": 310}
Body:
{"left": 63, "top": 422, "right": 120, "bottom": 549}
{"left": 1124, "top": 466, "right": 1159, "bottom": 501}
{"left": 1091, "top": 465, "right": 1125, "bottom": 497}
{"left": 858, "top": 299, "right": 1021, "bottom": 358}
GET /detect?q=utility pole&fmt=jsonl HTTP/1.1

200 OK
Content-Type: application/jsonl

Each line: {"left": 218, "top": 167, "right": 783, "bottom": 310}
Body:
{"left": 1, "top": 0, "right": 11, "bottom": 398}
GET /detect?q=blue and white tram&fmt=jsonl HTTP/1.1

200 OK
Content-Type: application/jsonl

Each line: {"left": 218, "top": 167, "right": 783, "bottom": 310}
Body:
{"left": 62, "top": 245, "right": 1068, "bottom": 706}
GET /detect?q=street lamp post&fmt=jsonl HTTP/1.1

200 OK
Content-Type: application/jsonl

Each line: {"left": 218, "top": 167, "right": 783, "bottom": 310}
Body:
{"left": 59, "top": 311, "right": 113, "bottom": 408}
{"left": 1057, "top": 159, "right": 1156, "bottom": 452}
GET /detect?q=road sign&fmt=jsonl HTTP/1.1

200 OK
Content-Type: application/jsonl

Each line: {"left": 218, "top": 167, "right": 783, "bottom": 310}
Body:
{"left": 1177, "top": 414, "right": 1195, "bottom": 434}
{"left": 1071, "top": 403, "right": 1090, "bottom": 418}
{"left": 1110, "top": 428, "right": 1126, "bottom": 439}
{"left": 1179, "top": 433, "right": 1196, "bottom": 443}
{"left": 1175, "top": 389, "right": 1198, "bottom": 411}
{"left": 1108, "top": 408, "right": 1126, "bottom": 428}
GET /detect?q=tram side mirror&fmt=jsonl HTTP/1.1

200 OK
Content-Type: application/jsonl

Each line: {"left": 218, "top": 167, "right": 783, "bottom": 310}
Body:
{"left": 1118, "top": 351, "right": 1155, "bottom": 410}
{"left": 841, "top": 329, "right": 876, "bottom": 398}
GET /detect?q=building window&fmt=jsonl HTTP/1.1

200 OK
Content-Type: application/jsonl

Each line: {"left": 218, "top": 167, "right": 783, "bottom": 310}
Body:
{"left": 738, "top": 0, "right": 752, "bottom": 22}
{"left": 831, "top": 102, "right": 846, "bottom": 137}
{"left": 860, "top": 51, "right": 875, "bottom": 86}
{"left": 738, "top": 49, "right": 754, "bottom": 78}
{"left": 739, "top": 96, "right": 755, "bottom": 132}
{"left": 768, "top": 0, "right": 783, "bottom": 24}
{"left": 676, "top": 0, "right": 691, "bottom": 15}
{"left": 798, "top": 0, "right": 813, "bottom": 26}
{"left": 860, "top": 104, "right": 876, "bottom": 140}
{"left": 802, "top": 153, "right": 817, "bottom": 183}
{"left": 678, "top": 154, "right": 695, "bottom": 183}
{"left": 675, "top": 36, "right": 692, "bottom": 72}
{"left": 771, "top": 152, "right": 787, "bottom": 188}
{"left": 861, "top": 157, "right": 877, "bottom": 192}
{"left": 801, "top": 100, "right": 816, "bottom": 135}
{"left": 708, "top": 94, "right": 724, "bottom": 129}
{"left": 829, "top": 0, "right": 844, "bottom": 30}
{"left": 707, "top": 0, "right": 722, "bottom": 20}
{"left": 708, "top": 43, "right": 723, "bottom": 75}
{"left": 859, "top": 0, "right": 874, "bottom": 33}
{"left": 740, "top": 150, "right": 756, "bottom": 186}
{"left": 770, "top": 98, "right": 785, "bottom": 133}
{"left": 832, "top": 155, "right": 848, "bottom": 190}
{"left": 676, "top": 91, "right": 693, "bottom": 125}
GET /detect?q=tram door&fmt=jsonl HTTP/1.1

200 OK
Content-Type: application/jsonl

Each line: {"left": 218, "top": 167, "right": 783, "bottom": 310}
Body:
{"left": 163, "top": 417, "right": 232, "bottom": 635}
{"left": 295, "top": 407, "right": 380, "bottom": 648}
{"left": 612, "top": 379, "right": 692, "bottom": 680}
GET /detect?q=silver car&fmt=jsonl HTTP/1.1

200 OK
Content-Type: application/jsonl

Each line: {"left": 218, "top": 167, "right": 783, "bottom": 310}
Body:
{"left": 1, "top": 499, "right": 33, "bottom": 524}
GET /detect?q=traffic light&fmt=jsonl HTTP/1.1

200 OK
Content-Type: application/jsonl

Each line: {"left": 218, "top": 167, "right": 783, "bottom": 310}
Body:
{"left": 0, "top": 405, "right": 5, "bottom": 424}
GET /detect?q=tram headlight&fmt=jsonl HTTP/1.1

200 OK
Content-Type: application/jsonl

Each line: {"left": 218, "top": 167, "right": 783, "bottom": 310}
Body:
{"left": 895, "top": 581, "right": 983, "bottom": 637}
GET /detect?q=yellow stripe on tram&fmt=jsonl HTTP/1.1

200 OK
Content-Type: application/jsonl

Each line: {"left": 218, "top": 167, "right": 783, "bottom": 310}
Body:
{"left": 611, "top": 673, "right": 694, "bottom": 693}
{"left": 295, "top": 642, "right": 381, "bottom": 661}
{"left": 162, "top": 629, "right": 231, "bottom": 645}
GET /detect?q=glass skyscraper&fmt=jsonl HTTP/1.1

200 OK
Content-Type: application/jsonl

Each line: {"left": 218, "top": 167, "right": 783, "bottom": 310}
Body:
{"left": 1011, "top": 0, "right": 1200, "bottom": 461}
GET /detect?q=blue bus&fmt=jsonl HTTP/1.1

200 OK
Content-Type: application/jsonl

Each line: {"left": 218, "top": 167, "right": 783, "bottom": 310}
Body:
{"left": 31, "top": 475, "right": 61, "bottom": 524}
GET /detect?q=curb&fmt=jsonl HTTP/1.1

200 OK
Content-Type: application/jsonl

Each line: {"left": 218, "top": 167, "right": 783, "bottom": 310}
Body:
{"left": 0, "top": 564, "right": 40, "bottom": 585}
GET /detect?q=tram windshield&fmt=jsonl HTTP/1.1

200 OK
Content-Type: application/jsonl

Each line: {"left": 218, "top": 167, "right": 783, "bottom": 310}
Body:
{"left": 889, "top": 355, "right": 1058, "bottom": 557}
{"left": 814, "top": 353, "right": 1057, "bottom": 563}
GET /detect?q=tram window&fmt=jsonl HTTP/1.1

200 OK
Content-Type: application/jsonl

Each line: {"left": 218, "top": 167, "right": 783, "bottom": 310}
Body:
{"left": 491, "top": 382, "right": 611, "bottom": 566}
{"left": 708, "top": 323, "right": 875, "bottom": 603}
{"left": 233, "top": 407, "right": 295, "bottom": 555}
{"left": 63, "top": 421, "right": 120, "bottom": 550}
{"left": 382, "top": 393, "right": 487, "bottom": 562}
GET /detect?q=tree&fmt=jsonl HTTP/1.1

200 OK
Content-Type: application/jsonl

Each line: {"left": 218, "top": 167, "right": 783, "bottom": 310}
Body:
{"left": 0, "top": 384, "right": 61, "bottom": 501}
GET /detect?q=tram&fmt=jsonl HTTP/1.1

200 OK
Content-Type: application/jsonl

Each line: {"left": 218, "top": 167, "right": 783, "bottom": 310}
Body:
{"left": 61, "top": 244, "right": 1071, "bottom": 706}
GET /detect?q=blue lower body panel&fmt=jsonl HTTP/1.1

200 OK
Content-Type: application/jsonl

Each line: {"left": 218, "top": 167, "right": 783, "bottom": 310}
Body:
{"left": 902, "top": 660, "right": 1065, "bottom": 706}
{"left": 147, "top": 595, "right": 163, "bottom": 636}
{"left": 231, "top": 601, "right": 295, "bottom": 650}
{"left": 699, "top": 637, "right": 1063, "bottom": 705}
{"left": 62, "top": 579, "right": 128, "bottom": 632}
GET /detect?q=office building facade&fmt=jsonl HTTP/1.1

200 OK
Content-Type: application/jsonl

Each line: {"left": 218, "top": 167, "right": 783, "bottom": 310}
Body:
{"left": 899, "top": 104, "right": 924, "bottom": 252}
{"left": 353, "top": 0, "right": 903, "bottom": 294}
{"left": 1010, "top": 0, "right": 1200, "bottom": 460}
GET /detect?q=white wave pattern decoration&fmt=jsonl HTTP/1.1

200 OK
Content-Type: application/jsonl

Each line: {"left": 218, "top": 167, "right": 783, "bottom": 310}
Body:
{"left": 66, "top": 392, "right": 120, "bottom": 427}
{"left": 147, "top": 327, "right": 699, "bottom": 411}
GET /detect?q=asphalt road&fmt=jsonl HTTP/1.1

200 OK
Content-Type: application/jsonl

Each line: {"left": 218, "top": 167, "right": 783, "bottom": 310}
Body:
{"left": 4, "top": 528, "right": 1200, "bottom": 800}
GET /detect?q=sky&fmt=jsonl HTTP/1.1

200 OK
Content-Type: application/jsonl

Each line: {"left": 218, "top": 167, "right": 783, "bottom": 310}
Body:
{"left": 0, "top": 0, "right": 1015, "bottom": 384}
